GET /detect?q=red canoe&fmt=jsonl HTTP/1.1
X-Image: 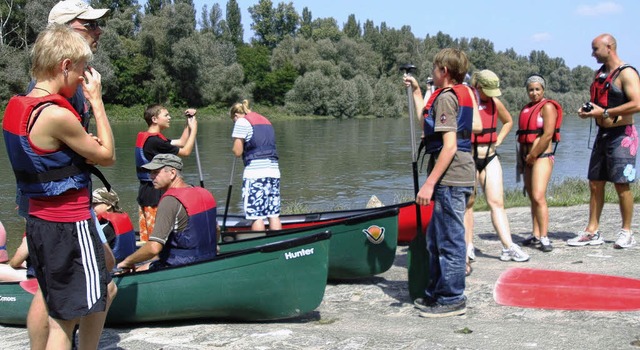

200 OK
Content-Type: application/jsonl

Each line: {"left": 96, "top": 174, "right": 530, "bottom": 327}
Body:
{"left": 220, "top": 201, "right": 433, "bottom": 245}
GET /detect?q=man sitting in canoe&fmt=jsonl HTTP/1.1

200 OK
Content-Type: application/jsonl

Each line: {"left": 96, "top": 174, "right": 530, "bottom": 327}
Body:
{"left": 117, "top": 154, "right": 218, "bottom": 272}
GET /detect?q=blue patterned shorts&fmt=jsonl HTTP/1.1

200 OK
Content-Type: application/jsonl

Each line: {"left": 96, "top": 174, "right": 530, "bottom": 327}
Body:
{"left": 242, "top": 177, "right": 281, "bottom": 220}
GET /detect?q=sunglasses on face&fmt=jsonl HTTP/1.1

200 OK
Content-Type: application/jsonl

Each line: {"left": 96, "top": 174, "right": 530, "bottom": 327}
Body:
{"left": 79, "top": 21, "right": 100, "bottom": 31}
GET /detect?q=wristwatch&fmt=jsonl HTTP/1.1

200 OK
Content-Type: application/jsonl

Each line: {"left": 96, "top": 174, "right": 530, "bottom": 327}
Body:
{"left": 602, "top": 109, "right": 609, "bottom": 119}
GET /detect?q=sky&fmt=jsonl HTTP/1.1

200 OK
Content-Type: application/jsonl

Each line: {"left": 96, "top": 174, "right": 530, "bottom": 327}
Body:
{"left": 191, "top": 0, "right": 640, "bottom": 70}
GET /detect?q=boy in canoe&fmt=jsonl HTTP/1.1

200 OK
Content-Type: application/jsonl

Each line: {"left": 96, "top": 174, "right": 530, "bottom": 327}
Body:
{"left": 135, "top": 105, "right": 198, "bottom": 242}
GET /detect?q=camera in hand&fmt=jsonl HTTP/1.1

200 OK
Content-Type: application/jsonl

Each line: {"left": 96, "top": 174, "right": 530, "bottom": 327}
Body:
{"left": 582, "top": 102, "right": 594, "bottom": 112}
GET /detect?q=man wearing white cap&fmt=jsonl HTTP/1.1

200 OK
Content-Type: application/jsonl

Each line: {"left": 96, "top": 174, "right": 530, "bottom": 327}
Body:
{"left": 48, "top": 0, "right": 109, "bottom": 53}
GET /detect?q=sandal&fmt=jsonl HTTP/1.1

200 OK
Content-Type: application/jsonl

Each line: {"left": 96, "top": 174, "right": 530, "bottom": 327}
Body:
{"left": 465, "top": 262, "right": 473, "bottom": 277}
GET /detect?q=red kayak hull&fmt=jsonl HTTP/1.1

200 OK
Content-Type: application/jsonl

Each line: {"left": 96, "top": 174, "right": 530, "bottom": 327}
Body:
{"left": 396, "top": 202, "right": 433, "bottom": 244}
{"left": 494, "top": 267, "right": 640, "bottom": 311}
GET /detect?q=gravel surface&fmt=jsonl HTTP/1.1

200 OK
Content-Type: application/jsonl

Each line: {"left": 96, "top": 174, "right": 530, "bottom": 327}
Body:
{"left": 2, "top": 204, "right": 640, "bottom": 349}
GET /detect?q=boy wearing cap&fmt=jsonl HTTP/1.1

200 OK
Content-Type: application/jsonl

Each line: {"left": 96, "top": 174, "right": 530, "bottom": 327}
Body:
{"left": 464, "top": 70, "right": 529, "bottom": 265}
{"left": 135, "top": 105, "right": 198, "bottom": 242}
{"left": 119, "top": 154, "right": 217, "bottom": 272}
{"left": 93, "top": 187, "right": 136, "bottom": 262}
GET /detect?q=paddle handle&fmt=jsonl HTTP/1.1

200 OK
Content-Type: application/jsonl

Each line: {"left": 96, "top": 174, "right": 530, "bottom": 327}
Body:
{"left": 194, "top": 138, "right": 204, "bottom": 188}
{"left": 406, "top": 85, "right": 419, "bottom": 163}
{"left": 222, "top": 157, "right": 237, "bottom": 231}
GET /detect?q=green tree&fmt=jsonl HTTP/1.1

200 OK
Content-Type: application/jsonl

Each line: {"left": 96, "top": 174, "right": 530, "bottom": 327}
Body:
{"left": 353, "top": 75, "right": 374, "bottom": 116}
{"left": 371, "top": 76, "right": 404, "bottom": 118}
{"left": 145, "top": 0, "right": 169, "bottom": 15}
{"left": 237, "top": 44, "right": 270, "bottom": 84}
{"left": 0, "top": 46, "right": 29, "bottom": 101}
{"left": 285, "top": 70, "right": 332, "bottom": 115}
{"left": 467, "top": 37, "right": 495, "bottom": 71}
{"left": 335, "top": 37, "right": 380, "bottom": 79}
{"left": 255, "top": 62, "right": 298, "bottom": 105}
{"left": 249, "top": 0, "right": 298, "bottom": 48}
{"left": 571, "top": 65, "right": 596, "bottom": 92}
{"left": 327, "top": 77, "right": 358, "bottom": 118}
{"left": 548, "top": 66, "right": 572, "bottom": 93}
{"left": 225, "top": 0, "right": 243, "bottom": 45}
{"left": 362, "top": 20, "right": 379, "bottom": 49}
{"left": 274, "top": 2, "right": 298, "bottom": 41}
{"left": 343, "top": 14, "right": 360, "bottom": 39}
{"left": 91, "top": 0, "right": 138, "bottom": 13}
{"left": 299, "top": 6, "right": 312, "bottom": 39}
{"left": 196, "top": 32, "right": 246, "bottom": 106}
{"left": 311, "top": 17, "right": 341, "bottom": 42}
{"left": 248, "top": 0, "right": 276, "bottom": 47}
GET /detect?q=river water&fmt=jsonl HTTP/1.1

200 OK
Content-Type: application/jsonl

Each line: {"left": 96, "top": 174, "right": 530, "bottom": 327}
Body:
{"left": 0, "top": 114, "right": 636, "bottom": 252}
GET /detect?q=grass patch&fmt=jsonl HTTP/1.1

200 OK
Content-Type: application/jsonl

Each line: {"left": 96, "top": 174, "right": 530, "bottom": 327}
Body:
{"left": 383, "top": 177, "right": 639, "bottom": 212}
{"left": 472, "top": 177, "right": 640, "bottom": 211}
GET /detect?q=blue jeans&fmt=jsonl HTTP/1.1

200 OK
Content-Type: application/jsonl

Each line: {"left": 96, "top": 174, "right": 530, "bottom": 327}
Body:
{"left": 425, "top": 185, "right": 472, "bottom": 305}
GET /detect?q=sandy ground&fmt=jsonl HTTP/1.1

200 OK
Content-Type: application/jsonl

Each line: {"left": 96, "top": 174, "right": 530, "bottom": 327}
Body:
{"left": 2, "top": 203, "right": 640, "bottom": 349}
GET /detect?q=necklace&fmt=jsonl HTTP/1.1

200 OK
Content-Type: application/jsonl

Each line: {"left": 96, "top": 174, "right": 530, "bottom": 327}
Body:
{"left": 33, "top": 86, "right": 51, "bottom": 95}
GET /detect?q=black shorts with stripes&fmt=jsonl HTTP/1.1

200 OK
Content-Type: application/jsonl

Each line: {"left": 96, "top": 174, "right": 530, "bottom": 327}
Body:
{"left": 26, "top": 216, "right": 110, "bottom": 320}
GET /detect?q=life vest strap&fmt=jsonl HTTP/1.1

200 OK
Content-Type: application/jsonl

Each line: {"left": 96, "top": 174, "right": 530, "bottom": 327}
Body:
{"left": 15, "top": 163, "right": 111, "bottom": 192}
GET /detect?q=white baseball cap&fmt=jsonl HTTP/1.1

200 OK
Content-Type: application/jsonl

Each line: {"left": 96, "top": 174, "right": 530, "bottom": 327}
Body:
{"left": 48, "top": 0, "right": 110, "bottom": 24}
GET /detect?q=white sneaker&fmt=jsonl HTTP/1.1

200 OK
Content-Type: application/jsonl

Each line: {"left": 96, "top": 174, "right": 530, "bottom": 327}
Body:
{"left": 613, "top": 230, "right": 636, "bottom": 249}
{"left": 467, "top": 244, "right": 476, "bottom": 261}
{"left": 510, "top": 244, "right": 530, "bottom": 262}
{"left": 499, "top": 248, "right": 511, "bottom": 261}
{"left": 567, "top": 231, "right": 604, "bottom": 246}
{"left": 500, "top": 244, "right": 530, "bottom": 262}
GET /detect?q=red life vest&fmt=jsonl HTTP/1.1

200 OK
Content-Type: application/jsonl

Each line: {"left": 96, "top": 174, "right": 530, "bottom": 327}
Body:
{"left": 157, "top": 187, "right": 218, "bottom": 267}
{"left": 134, "top": 132, "right": 169, "bottom": 182}
{"left": 422, "top": 85, "right": 474, "bottom": 154}
{"left": 471, "top": 98, "right": 497, "bottom": 144}
{"left": 590, "top": 64, "right": 638, "bottom": 108}
{"left": 2, "top": 94, "right": 92, "bottom": 198}
{"left": 516, "top": 99, "right": 563, "bottom": 144}
{"left": 98, "top": 211, "right": 136, "bottom": 262}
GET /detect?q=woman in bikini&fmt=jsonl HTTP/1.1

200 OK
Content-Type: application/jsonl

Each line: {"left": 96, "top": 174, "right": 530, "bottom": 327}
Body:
{"left": 464, "top": 70, "right": 529, "bottom": 274}
{"left": 516, "top": 74, "right": 563, "bottom": 252}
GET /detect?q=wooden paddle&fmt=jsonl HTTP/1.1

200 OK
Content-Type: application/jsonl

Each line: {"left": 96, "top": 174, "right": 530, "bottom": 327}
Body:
{"left": 400, "top": 64, "right": 430, "bottom": 301}
{"left": 494, "top": 267, "right": 640, "bottom": 311}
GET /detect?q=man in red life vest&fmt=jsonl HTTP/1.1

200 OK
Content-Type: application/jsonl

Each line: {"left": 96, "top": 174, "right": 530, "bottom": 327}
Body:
{"left": 569, "top": 33, "right": 640, "bottom": 249}
{"left": 118, "top": 154, "right": 218, "bottom": 272}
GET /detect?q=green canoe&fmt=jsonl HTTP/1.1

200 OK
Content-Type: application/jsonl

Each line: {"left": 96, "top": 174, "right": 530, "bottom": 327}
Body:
{"left": 220, "top": 206, "right": 399, "bottom": 280}
{"left": 0, "top": 231, "right": 331, "bottom": 326}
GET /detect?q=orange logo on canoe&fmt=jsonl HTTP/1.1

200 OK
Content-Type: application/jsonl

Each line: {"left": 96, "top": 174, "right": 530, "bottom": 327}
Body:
{"left": 363, "top": 225, "right": 385, "bottom": 244}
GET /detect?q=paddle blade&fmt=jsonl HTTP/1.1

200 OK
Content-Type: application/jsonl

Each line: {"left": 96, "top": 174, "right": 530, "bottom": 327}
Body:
{"left": 407, "top": 232, "right": 429, "bottom": 301}
{"left": 494, "top": 267, "right": 640, "bottom": 311}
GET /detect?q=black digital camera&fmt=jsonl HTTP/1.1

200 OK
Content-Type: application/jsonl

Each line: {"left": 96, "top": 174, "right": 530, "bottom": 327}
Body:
{"left": 582, "top": 102, "right": 593, "bottom": 112}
